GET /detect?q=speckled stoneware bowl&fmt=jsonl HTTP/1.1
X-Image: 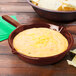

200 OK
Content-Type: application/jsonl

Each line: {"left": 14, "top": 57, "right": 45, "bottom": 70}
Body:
{"left": 2, "top": 15, "right": 74, "bottom": 65}
{"left": 27, "top": 0, "right": 76, "bottom": 21}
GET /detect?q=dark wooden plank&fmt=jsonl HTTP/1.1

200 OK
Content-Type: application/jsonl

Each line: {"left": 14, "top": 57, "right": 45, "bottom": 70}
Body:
{"left": 0, "top": 2, "right": 29, "bottom": 6}
{"left": 0, "top": 5, "right": 34, "bottom": 12}
{"left": 0, "top": 12, "right": 50, "bottom": 24}
{"left": 0, "top": 0, "right": 27, "bottom": 2}
{"left": 0, "top": 12, "right": 76, "bottom": 27}
{"left": 0, "top": 63, "right": 76, "bottom": 76}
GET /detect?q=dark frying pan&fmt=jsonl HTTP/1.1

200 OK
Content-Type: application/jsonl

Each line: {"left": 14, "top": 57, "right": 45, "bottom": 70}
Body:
{"left": 2, "top": 15, "right": 74, "bottom": 65}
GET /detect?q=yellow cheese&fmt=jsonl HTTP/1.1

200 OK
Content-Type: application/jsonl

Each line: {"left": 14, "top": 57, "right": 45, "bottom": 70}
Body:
{"left": 31, "top": 0, "right": 40, "bottom": 5}
{"left": 13, "top": 28, "right": 68, "bottom": 57}
{"left": 58, "top": 0, "right": 76, "bottom": 11}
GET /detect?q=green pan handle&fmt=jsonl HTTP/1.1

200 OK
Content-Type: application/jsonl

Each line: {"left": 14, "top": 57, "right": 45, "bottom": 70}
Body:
{"left": 2, "top": 15, "right": 21, "bottom": 27}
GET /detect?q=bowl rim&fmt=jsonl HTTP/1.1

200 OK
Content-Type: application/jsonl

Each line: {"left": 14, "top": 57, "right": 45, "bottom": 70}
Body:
{"left": 27, "top": 0, "right": 76, "bottom": 13}
{"left": 8, "top": 23, "right": 74, "bottom": 60}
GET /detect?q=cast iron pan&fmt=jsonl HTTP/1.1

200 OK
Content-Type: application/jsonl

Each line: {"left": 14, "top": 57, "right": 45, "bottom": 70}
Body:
{"left": 2, "top": 15, "right": 74, "bottom": 65}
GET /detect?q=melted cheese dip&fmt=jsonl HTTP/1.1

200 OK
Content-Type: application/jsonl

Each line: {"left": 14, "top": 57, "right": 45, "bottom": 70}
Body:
{"left": 31, "top": 0, "right": 76, "bottom": 11}
{"left": 13, "top": 28, "right": 68, "bottom": 57}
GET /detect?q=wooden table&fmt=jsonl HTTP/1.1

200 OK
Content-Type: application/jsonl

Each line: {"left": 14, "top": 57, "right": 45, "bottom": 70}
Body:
{"left": 0, "top": 0, "right": 76, "bottom": 76}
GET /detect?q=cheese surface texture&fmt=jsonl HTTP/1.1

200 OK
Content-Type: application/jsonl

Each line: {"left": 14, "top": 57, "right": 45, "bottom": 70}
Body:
{"left": 31, "top": 0, "right": 76, "bottom": 11}
{"left": 13, "top": 28, "right": 68, "bottom": 57}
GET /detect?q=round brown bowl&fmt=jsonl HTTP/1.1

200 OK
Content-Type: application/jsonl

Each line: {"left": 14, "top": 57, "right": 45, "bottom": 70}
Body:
{"left": 27, "top": 0, "right": 76, "bottom": 21}
{"left": 8, "top": 23, "right": 74, "bottom": 65}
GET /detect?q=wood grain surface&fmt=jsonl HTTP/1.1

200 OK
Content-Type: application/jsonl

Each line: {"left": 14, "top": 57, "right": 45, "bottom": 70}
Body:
{"left": 0, "top": 0, "right": 76, "bottom": 76}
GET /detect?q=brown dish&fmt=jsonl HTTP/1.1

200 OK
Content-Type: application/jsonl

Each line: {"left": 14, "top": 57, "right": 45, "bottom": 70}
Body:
{"left": 2, "top": 15, "right": 74, "bottom": 65}
{"left": 27, "top": 0, "right": 76, "bottom": 21}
